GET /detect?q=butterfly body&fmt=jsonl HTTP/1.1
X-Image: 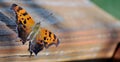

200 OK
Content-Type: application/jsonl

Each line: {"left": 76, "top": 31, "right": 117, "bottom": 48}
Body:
{"left": 11, "top": 4, "right": 60, "bottom": 56}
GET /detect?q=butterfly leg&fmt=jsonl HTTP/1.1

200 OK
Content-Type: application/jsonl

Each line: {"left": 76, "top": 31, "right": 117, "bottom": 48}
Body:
{"left": 28, "top": 41, "right": 33, "bottom": 57}
{"left": 29, "top": 51, "right": 33, "bottom": 57}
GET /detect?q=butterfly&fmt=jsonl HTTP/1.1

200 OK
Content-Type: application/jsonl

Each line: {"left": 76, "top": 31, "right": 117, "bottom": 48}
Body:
{"left": 11, "top": 4, "right": 60, "bottom": 56}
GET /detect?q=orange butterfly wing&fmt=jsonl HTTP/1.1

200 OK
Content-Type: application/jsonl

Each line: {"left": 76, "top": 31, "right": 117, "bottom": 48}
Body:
{"left": 11, "top": 4, "right": 35, "bottom": 44}
{"left": 36, "top": 28, "right": 59, "bottom": 48}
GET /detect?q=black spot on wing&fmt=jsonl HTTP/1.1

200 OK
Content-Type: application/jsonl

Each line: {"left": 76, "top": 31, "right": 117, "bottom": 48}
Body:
{"left": 27, "top": 17, "right": 31, "bottom": 20}
{"left": 45, "top": 30, "right": 47, "bottom": 32}
{"left": 23, "top": 12, "right": 28, "bottom": 16}
{"left": 23, "top": 19, "right": 27, "bottom": 24}
{"left": 49, "top": 32, "right": 52, "bottom": 37}
{"left": 40, "top": 40, "right": 43, "bottom": 43}
{"left": 45, "top": 32, "right": 47, "bottom": 35}
{"left": 53, "top": 39, "right": 55, "bottom": 41}
{"left": 23, "top": 25, "right": 26, "bottom": 28}
{"left": 27, "top": 18, "right": 29, "bottom": 20}
{"left": 44, "top": 37, "right": 46, "bottom": 40}
{"left": 29, "top": 17, "right": 31, "bottom": 18}
{"left": 19, "top": 7, "right": 22, "bottom": 10}
{"left": 54, "top": 34, "right": 56, "bottom": 39}
{"left": 53, "top": 34, "right": 56, "bottom": 41}
{"left": 21, "top": 18, "right": 24, "bottom": 20}
{"left": 17, "top": 7, "right": 23, "bottom": 12}
{"left": 19, "top": 20, "right": 22, "bottom": 24}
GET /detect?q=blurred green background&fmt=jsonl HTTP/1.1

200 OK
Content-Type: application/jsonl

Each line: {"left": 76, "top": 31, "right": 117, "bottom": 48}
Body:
{"left": 91, "top": 0, "right": 120, "bottom": 20}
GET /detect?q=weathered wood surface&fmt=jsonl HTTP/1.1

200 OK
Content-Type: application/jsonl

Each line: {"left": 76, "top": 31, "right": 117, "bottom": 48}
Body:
{"left": 0, "top": 21, "right": 17, "bottom": 41}
{"left": 0, "top": 0, "right": 120, "bottom": 62}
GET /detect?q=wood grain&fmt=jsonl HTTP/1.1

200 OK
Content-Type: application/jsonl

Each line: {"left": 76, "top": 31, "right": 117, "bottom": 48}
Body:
{"left": 0, "top": 0, "right": 120, "bottom": 62}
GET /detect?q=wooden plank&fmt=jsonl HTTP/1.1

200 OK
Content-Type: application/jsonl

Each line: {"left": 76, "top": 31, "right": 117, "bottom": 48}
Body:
{"left": 0, "top": 0, "right": 120, "bottom": 61}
